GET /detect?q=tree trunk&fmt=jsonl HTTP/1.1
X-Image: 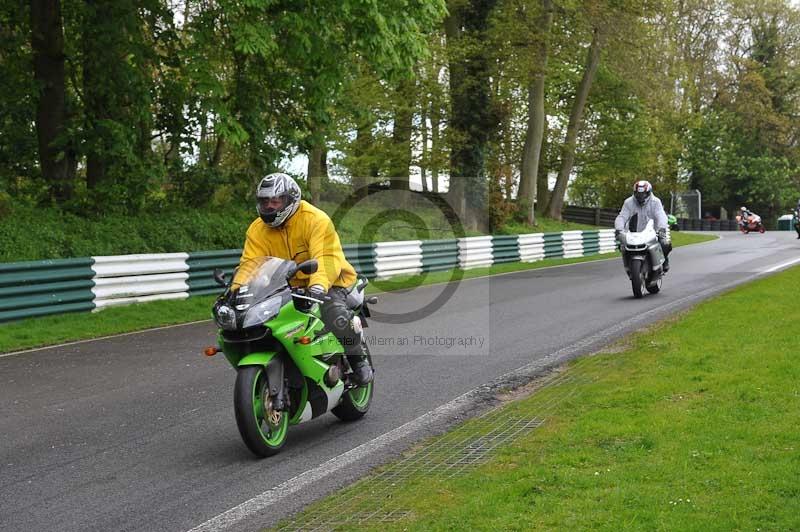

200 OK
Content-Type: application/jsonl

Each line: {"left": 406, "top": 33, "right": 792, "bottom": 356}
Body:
{"left": 547, "top": 28, "right": 602, "bottom": 220}
{"left": 351, "top": 119, "right": 377, "bottom": 199}
{"left": 389, "top": 79, "right": 414, "bottom": 190}
{"left": 210, "top": 135, "right": 224, "bottom": 168}
{"left": 445, "top": 0, "right": 498, "bottom": 231}
{"left": 430, "top": 100, "right": 441, "bottom": 193}
{"left": 83, "top": 0, "right": 111, "bottom": 190}
{"left": 518, "top": 0, "right": 553, "bottom": 225}
{"left": 420, "top": 101, "right": 428, "bottom": 192}
{"left": 30, "top": 0, "right": 75, "bottom": 203}
{"left": 536, "top": 114, "right": 550, "bottom": 211}
{"left": 307, "top": 136, "right": 326, "bottom": 204}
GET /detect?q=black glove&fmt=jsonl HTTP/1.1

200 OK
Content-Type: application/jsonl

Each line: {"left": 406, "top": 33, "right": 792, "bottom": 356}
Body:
{"left": 614, "top": 229, "right": 622, "bottom": 241}
{"left": 307, "top": 284, "right": 326, "bottom": 301}
{"left": 657, "top": 228, "right": 667, "bottom": 239}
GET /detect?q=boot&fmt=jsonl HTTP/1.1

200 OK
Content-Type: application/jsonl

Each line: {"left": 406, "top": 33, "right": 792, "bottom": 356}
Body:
{"left": 346, "top": 344, "right": 373, "bottom": 385}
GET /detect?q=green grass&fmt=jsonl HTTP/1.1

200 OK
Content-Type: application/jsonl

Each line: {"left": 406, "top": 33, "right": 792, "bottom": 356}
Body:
{"left": 291, "top": 264, "right": 800, "bottom": 531}
{"left": 0, "top": 296, "right": 217, "bottom": 354}
{"left": 0, "top": 232, "right": 715, "bottom": 354}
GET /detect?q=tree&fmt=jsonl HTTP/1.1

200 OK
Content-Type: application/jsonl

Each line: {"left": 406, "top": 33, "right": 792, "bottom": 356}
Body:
{"left": 518, "top": 0, "right": 554, "bottom": 224}
{"left": 547, "top": 26, "right": 602, "bottom": 219}
{"left": 445, "top": 0, "right": 500, "bottom": 230}
{"left": 30, "top": 0, "right": 76, "bottom": 204}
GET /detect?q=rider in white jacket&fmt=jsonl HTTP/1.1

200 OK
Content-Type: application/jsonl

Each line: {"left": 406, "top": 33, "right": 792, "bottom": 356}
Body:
{"left": 615, "top": 180, "right": 672, "bottom": 272}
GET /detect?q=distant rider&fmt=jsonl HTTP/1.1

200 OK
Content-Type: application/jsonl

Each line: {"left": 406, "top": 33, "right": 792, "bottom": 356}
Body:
{"left": 238, "top": 172, "right": 373, "bottom": 385}
{"left": 794, "top": 199, "right": 800, "bottom": 239}
{"left": 739, "top": 206, "right": 754, "bottom": 228}
{"left": 614, "top": 180, "right": 671, "bottom": 272}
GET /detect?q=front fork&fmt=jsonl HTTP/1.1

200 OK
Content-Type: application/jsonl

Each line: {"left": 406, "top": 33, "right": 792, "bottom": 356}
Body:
{"left": 265, "top": 357, "right": 286, "bottom": 411}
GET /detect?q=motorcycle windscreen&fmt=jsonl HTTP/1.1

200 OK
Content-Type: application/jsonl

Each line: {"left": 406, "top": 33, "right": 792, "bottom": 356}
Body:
{"left": 229, "top": 257, "right": 295, "bottom": 310}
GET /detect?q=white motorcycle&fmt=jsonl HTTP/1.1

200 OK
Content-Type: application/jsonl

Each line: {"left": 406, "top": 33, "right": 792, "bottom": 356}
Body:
{"left": 618, "top": 220, "right": 667, "bottom": 299}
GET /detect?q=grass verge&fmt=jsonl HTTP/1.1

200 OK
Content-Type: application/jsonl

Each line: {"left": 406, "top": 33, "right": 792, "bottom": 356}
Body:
{"left": 277, "top": 264, "right": 800, "bottom": 531}
{"left": 0, "top": 232, "right": 715, "bottom": 354}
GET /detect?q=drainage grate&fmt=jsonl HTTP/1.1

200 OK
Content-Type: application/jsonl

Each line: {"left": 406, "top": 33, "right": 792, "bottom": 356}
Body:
{"left": 274, "top": 370, "right": 596, "bottom": 531}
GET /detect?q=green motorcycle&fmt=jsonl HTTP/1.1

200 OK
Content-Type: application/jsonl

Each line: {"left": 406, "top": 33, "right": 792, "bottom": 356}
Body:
{"left": 207, "top": 256, "right": 375, "bottom": 457}
{"left": 667, "top": 214, "right": 679, "bottom": 231}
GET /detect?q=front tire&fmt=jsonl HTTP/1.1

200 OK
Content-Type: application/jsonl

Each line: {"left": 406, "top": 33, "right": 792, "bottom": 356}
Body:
{"left": 631, "top": 260, "right": 645, "bottom": 299}
{"left": 332, "top": 349, "right": 374, "bottom": 422}
{"left": 234, "top": 366, "right": 289, "bottom": 457}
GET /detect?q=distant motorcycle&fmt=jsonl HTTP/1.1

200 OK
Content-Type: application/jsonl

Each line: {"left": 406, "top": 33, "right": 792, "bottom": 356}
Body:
{"left": 794, "top": 208, "right": 800, "bottom": 238}
{"left": 618, "top": 220, "right": 666, "bottom": 299}
{"left": 736, "top": 213, "right": 766, "bottom": 234}
{"left": 667, "top": 214, "right": 679, "bottom": 231}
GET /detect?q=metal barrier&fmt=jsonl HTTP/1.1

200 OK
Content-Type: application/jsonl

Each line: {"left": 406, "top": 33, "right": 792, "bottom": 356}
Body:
{"left": 1, "top": 229, "right": 623, "bottom": 322}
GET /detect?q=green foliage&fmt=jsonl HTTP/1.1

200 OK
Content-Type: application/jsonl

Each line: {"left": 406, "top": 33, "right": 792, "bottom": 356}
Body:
{"left": 0, "top": 2, "right": 39, "bottom": 191}
{"left": 0, "top": 204, "right": 253, "bottom": 262}
{"left": 3, "top": 0, "right": 800, "bottom": 240}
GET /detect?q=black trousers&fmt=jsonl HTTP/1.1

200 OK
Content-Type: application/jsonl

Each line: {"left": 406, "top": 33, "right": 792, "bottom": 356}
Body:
{"left": 659, "top": 237, "right": 672, "bottom": 258}
{"left": 320, "top": 286, "right": 363, "bottom": 358}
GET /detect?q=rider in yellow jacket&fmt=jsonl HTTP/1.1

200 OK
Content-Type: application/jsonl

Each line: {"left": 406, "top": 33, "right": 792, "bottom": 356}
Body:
{"left": 239, "top": 172, "right": 372, "bottom": 384}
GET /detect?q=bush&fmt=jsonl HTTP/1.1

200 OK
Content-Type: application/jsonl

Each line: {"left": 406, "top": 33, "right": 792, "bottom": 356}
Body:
{"left": 0, "top": 204, "right": 255, "bottom": 262}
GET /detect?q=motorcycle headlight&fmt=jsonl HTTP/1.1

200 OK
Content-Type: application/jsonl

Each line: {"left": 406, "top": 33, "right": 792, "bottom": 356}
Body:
{"left": 242, "top": 296, "right": 283, "bottom": 329}
{"left": 214, "top": 305, "right": 237, "bottom": 331}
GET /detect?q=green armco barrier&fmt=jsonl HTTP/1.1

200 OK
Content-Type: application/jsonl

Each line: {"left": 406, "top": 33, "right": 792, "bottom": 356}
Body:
{"left": 582, "top": 231, "right": 601, "bottom": 254}
{"left": 421, "top": 239, "right": 459, "bottom": 272}
{"left": 543, "top": 233, "right": 563, "bottom": 258}
{"left": 492, "top": 235, "right": 520, "bottom": 264}
{"left": 0, "top": 258, "right": 95, "bottom": 287}
{"left": 187, "top": 249, "right": 241, "bottom": 295}
{"left": 343, "top": 243, "right": 377, "bottom": 278}
{"left": 0, "top": 258, "right": 96, "bottom": 322}
{"left": 0, "top": 301, "right": 96, "bottom": 322}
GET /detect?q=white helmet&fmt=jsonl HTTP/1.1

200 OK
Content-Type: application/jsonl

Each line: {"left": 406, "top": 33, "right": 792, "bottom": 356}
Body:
{"left": 633, "top": 180, "right": 652, "bottom": 205}
{"left": 256, "top": 173, "right": 301, "bottom": 227}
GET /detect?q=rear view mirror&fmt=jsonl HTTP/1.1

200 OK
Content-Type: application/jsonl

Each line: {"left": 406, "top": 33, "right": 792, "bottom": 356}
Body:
{"left": 297, "top": 259, "right": 318, "bottom": 275}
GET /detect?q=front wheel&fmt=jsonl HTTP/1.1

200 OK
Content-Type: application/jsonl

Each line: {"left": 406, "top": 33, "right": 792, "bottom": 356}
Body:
{"left": 630, "top": 259, "right": 645, "bottom": 299}
{"left": 332, "top": 349, "right": 374, "bottom": 422}
{"left": 759, "top": 225, "right": 765, "bottom": 234}
{"left": 234, "top": 366, "right": 289, "bottom": 457}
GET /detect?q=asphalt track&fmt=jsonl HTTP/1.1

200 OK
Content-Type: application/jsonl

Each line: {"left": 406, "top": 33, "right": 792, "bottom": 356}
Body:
{"left": 1, "top": 231, "right": 798, "bottom": 532}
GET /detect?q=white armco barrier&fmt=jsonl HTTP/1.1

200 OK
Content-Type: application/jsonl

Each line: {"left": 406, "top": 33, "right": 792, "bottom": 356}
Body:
{"left": 561, "top": 231, "right": 584, "bottom": 258}
{"left": 518, "top": 233, "right": 545, "bottom": 263}
{"left": 91, "top": 253, "right": 190, "bottom": 310}
{"left": 374, "top": 241, "right": 423, "bottom": 279}
{"left": 598, "top": 229, "right": 617, "bottom": 253}
{"left": 91, "top": 253, "right": 189, "bottom": 278}
{"left": 457, "top": 236, "right": 493, "bottom": 269}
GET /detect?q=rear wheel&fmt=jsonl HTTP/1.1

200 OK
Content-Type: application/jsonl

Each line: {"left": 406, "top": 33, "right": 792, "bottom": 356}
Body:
{"left": 234, "top": 366, "right": 289, "bottom": 457}
{"left": 630, "top": 260, "right": 645, "bottom": 299}
{"left": 332, "top": 347, "right": 374, "bottom": 422}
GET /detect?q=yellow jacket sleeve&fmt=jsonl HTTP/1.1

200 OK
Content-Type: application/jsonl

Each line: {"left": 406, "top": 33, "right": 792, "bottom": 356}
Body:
{"left": 306, "top": 213, "right": 344, "bottom": 291}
